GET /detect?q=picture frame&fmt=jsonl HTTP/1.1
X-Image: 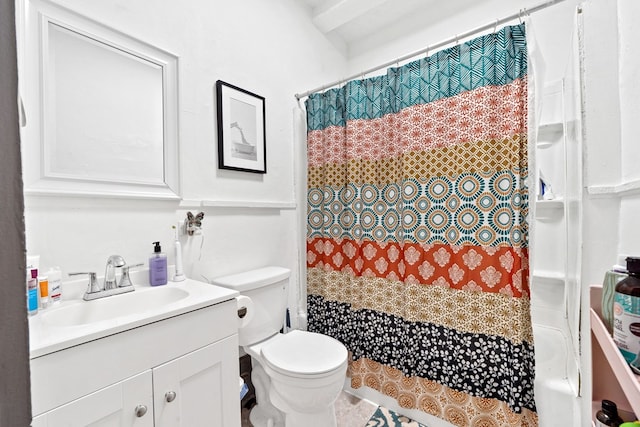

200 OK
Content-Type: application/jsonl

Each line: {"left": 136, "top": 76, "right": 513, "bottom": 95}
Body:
{"left": 216, "top": 80, "right": 266, "bottom": 173}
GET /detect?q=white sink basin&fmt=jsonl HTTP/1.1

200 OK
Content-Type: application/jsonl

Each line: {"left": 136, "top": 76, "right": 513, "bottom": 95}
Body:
{"left": 41, "top": 287, "right": 189, "bottom": 327}
{"left": 29, "top": 278, "right": 239, "bottom": 358}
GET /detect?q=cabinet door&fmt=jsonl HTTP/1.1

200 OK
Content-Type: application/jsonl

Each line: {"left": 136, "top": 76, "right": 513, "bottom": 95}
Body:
{"left": 33, "top": 370, "right": 153, "bottom": 427}
{"left": 153, "top": 335, "right": 240, "bottom": 427}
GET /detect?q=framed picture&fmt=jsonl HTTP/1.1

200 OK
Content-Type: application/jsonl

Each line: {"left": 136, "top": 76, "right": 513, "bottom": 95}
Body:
{"left": 216, "top": 80, "right": 266, "bottom": 173}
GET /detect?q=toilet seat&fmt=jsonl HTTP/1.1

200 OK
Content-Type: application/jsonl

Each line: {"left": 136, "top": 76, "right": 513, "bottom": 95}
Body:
{"left": 260, "top": 330, "right": 348, "bottom": 379}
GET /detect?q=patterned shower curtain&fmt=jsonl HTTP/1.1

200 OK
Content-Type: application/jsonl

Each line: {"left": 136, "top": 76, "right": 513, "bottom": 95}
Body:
{"left": 305, "top": 24, "right": 536, "bottom": 427}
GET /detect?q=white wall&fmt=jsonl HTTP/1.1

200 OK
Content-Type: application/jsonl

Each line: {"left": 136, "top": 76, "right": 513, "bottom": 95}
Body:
{"left": 580, "top": 0, "right": 622, "bottom": 287}
{"left": 616, "top": 0, "right": 640, "bottom": 257}
{"left": 618, "top": 0, "right": 640, "bottom": 184}
{"left": 20, "top": 0, "right": 347, "bottom": 324}
{"left": 580, "top": 0, "right": 640, "bottom": 275}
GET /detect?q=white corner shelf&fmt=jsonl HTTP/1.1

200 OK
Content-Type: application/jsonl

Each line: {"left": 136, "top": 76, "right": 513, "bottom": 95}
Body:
{"left": 537, "top": 122, "right": 564, "bottom": 148}
{"left": 531, "top": 271, "right": 565, "bottom": 286}
{"left": 590, "top": 285, "right": 640, "bottom": 417}
{"left": 535, "top": 199, "right": 564, "bottom": 220}
{"left": 536, "top": 199, "right": 564, "bottom": 209}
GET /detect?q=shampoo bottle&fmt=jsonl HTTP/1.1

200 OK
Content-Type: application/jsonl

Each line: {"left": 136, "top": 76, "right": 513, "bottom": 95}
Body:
{"left": 613, "top": 256, "right": 640, "bottom": 374}
{"left": 149, "top": 241, "right": 168, "bottom": 286}
{"left": 602, "top": 267, "right": 628, "bottom": 333}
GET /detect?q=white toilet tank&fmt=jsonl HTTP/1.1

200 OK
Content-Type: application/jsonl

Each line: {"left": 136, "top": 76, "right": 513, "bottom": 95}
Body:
{"left": 211, "top": 266, "right": 290, "bottom": 346}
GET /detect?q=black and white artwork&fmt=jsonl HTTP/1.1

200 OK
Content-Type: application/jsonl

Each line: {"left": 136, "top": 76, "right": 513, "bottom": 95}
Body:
{"left": 216, "top": 80, "right": 266, "bottom": 173}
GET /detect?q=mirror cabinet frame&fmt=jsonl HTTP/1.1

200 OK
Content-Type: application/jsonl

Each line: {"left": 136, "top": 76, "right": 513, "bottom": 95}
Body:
{"left": 19, "top": 0, "right": 180, "bottom": 199}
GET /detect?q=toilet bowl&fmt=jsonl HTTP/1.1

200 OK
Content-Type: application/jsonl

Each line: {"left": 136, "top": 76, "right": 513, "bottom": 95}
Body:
{"left": 212, "top": 267, "right": 348, "bottom": 427}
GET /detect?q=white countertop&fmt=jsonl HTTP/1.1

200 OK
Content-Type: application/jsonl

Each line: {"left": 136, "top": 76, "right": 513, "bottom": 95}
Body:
{"left": 29, "top": 276, "right": 238, "bottom": 359}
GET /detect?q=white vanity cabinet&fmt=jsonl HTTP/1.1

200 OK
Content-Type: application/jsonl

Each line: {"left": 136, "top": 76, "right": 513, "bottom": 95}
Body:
{"left": 31, "top": 371, "right": 153, "bottom": 427}
{"left": 153, "top": 337, "right": 239, "bottom": 426}
{"left": 30, "top": 299, "right": 241, "bottom": 427}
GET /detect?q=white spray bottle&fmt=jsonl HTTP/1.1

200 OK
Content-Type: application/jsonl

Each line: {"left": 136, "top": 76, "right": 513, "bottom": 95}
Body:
{"left": 172, "top": 225, "right": 186, "bottom": 282}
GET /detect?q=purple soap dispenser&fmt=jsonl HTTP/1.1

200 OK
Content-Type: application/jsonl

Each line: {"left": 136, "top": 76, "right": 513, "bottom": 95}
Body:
{"left": 149, "top": 241, "right": 168, "bottom": 286}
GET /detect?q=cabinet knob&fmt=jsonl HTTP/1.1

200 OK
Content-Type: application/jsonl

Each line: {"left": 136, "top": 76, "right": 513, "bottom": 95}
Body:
{"left": 134, "top": 405, "right": 147, "bottom": 417}
{"left": 165, "top": 391, "right": 177, "bottom": 403}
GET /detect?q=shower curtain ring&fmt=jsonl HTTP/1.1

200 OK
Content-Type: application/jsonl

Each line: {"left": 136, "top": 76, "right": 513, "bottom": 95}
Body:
{"left": 519, "top": 9, "right": 523, "bottom": 24}
{"left": 494, "top": 18, "right": 498, "bottom": 33}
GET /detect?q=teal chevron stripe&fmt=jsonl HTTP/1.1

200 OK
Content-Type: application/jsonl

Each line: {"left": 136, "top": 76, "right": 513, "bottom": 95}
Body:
{"left": 306, "top": 24, "right": 526, "bottom": 131}
{"left": 306, "top": 88, "right": 346, "bottom": 130}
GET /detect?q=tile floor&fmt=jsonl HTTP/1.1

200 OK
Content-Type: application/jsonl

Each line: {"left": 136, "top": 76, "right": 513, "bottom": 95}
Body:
{"left": 335, "top": 390, "right": 379, "bottom": 426}
{"left": 241, "top": 391, "right": 375, "bottom": 427}
{"left": 241, "top": 391, "right": 426, "bottom": 427}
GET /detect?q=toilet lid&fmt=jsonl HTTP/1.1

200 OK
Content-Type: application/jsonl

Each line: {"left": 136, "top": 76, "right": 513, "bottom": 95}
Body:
{"left": 261, "top": 330, "right": 348, "bottom": 376}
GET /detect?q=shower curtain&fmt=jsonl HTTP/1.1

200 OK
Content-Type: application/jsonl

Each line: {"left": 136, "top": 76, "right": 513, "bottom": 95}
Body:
{"left": 305, "top": 24, "right": 536, "bottom": 427}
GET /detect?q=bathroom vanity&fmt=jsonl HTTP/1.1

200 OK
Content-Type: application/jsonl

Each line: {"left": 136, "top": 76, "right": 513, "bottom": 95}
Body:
{"left": 29, "top": 279, "right": 241, "bottom": 426}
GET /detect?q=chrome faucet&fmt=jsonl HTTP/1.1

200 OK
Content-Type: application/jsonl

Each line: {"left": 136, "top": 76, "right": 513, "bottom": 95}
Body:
{"left": 69, "top": 255, "right": 139, "bottom": 301}
{"left": 104, "top": 255, "right": 126, "bottom": 290}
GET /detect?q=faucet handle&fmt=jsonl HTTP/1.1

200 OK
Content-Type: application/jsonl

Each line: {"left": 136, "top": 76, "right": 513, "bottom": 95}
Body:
{"left": 119, "top": 263, "right": 144, "bottom": 288}
{"left": 69, "top": 272, "right": 101, "bottom": 294}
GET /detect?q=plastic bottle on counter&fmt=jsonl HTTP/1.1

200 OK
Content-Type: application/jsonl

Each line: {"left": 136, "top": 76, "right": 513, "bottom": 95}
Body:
{"left": 613, "top": 256, "right": 640, "bottom": 374}
{"left": 149, "top": 241, "right": 168, "bottom": 286}
{"left": 47, "top": 267, "right": 62, "bottom": 304}
{"left": 595, "top": 400, "right": 624, "bottom": 427}
{"left": 38, "top": 275, "right": 49, "bottom": 309}
{"left": 26, "top": 269, "right": 38, "bottom": 315}
{"left": 602, "top": 266, "right": 628, "bottom": 333}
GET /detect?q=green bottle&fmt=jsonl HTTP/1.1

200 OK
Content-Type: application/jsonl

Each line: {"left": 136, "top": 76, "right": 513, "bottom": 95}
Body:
{"left": 613, "top": 257, "right": 640, "bottom": 374}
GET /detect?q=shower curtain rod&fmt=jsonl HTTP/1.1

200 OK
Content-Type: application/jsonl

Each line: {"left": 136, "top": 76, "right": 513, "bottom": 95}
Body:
{"left": 294, "top": 0, "right": 566, "bottom": 100}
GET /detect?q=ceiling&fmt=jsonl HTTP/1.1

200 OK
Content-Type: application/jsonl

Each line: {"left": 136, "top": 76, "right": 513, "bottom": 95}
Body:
{"left": 298, "top": 0, "right": 483, "bottom": 57}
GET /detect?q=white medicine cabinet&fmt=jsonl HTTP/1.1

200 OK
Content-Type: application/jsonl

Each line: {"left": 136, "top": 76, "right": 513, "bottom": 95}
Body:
{"left": 17, "top": 0, "right": 180, "bottom": 199}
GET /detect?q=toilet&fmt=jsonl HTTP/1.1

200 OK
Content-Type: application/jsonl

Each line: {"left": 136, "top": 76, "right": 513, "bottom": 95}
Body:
{"left": 212, "top": 266, "right": 348, "bottom": 427}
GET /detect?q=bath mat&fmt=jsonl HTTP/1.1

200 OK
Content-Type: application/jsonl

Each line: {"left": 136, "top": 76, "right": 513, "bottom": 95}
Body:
{"left": 366, "top": 406, "right": 427, "bottom": 427}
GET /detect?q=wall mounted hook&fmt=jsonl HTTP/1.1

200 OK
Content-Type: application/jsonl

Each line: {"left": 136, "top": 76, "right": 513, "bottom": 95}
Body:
{"left": 185, "top": 211, "right": 204, "bottom": 236}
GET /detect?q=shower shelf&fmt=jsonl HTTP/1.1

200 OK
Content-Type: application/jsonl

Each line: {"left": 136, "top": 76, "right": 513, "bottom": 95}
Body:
{"left": 535, "top": 199, "right": 564, "bottom": 220}
{"left": 531, "top": 271, "right": 564, "bottom": 285}
{"left": 590, "top": 285, "right": 640, "bottom": 418}
{"left": 536, "top": 199, "right": 563, "bottom": 209}
{"left": 537, "top": 122, "right": 564, "bottom": 148}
